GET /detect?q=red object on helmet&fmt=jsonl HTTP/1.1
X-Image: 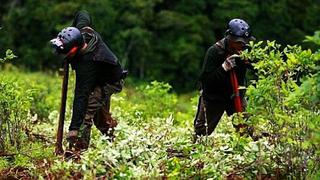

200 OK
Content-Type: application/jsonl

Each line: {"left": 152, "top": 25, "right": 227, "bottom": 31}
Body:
{"left": 66, "top": 46, "right": 79, "bottom": 58}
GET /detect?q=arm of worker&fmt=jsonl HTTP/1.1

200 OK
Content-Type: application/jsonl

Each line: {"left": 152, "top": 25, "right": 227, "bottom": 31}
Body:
{"left": 68, "top": 60, "right": 98, "bottom": 131}
{"left": 199, "top": 46, "right": 228, "bottom": 83}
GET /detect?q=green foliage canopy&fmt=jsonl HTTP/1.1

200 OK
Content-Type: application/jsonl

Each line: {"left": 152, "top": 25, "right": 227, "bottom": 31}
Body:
{"left": 0, "top": 0, "right": 319, "bottom": 91}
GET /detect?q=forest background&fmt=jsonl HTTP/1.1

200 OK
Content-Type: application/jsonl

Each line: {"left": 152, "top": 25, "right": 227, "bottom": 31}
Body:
{"left": 1, "top": 0, "right": 320, "bottom": 91}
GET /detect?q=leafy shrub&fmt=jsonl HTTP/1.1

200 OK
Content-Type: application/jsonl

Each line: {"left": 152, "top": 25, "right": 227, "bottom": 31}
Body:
{"left": 0, "top": 70, "right": 75, "bottom": 122}
{"left": 0, "top": 66, "right": 73, "bottom": 154}
{"left": 305, "top": 31, "right": 320, "bottom": 46}
{"left": 0, "top": 49, "right": 16, "bottom": 63}
{"left": 112, "top": 81, "right": 178, "bottom": 126}
{"left": 0, "top": 76, "right": 31, "bottom": 152}
{"left": 240, "top": 41, "right": 320, "bottom": 178}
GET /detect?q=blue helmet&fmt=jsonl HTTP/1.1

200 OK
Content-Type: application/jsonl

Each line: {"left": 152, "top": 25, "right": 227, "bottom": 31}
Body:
{"left": 50, "top": 27, "right": 84, "bottom": 54}
{"left": 225, "top": 19, "right": 255, "bottom": 43}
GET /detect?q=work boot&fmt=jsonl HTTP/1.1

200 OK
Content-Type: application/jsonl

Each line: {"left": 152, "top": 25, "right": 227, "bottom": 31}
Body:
{"left": 95, "top": 107, "right": 118, "bottom": 141}
{"left": 67, "top": 130, "right": 79, "bottom": 149}
{"left": 78, "top": 123, "right": 92, "bottom": 150}
{"left": 66, "top": 130, "right": 89, "bottom": 151}
{"left": 64, "top": 130, "right": 79, "bottom": 159}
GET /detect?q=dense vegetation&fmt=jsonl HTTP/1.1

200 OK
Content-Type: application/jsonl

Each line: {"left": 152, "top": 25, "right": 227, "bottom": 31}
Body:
{"left": 1, "top": 0, "right": 319, "bottom": 90}
{"left": 0, "top": 38, "right": 319, "bottom": 178}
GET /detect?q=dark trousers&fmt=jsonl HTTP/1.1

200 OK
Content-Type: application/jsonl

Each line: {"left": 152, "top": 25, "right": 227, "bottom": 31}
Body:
{"left": 194, "top": 95, "right": 233, "bottom": 136}
{"left": 76, "top": 81, "right": 123, "bottom": 149}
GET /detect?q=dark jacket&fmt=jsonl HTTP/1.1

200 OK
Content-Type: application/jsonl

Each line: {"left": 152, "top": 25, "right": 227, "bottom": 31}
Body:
{"left": 199, "top": 38, "right": 251, "bottom": 103}
{"left": 69, "top": 10, "right": 123, "bottom": 130}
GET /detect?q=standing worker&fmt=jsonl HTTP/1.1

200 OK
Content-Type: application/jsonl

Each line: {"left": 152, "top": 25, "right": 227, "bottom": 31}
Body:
{"left": 194, "top": 18, "right": 255, "bottom": 138}
{"left": 50, "top": 10, "right": 127, "bottom": 153}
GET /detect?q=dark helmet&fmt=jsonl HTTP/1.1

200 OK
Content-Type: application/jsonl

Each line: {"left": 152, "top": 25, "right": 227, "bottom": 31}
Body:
{"left": 225, "top": 18, "right": 255, "bottom": 43}
{"left": 50, "top": 27, "right": 84, "bottom": 54}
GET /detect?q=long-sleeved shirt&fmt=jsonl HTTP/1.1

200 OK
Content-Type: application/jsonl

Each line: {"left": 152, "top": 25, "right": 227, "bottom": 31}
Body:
{"left": 69, "top": 11, "right": 123, "bottom": 130}
{"left": 199, "top": 38, "right": 252, "bottom": 103}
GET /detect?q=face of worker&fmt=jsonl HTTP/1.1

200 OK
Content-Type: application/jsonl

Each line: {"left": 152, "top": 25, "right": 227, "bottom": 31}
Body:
{"left": 228, "top": 39, "right": 247, "bottom": 53}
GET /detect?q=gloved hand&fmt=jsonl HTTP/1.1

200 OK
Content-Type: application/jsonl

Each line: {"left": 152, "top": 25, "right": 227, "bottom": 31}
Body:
{"left": 222, "top": 54, "right": 239, "bottom": 71}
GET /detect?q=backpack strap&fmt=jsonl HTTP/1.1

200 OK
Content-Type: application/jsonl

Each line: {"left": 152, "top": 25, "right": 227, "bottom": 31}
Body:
{"left": 80, "top": 26, "right": 95, "bottom": 34}
{"left": 79, "top": 26, "right": 98, "bottom": 54}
